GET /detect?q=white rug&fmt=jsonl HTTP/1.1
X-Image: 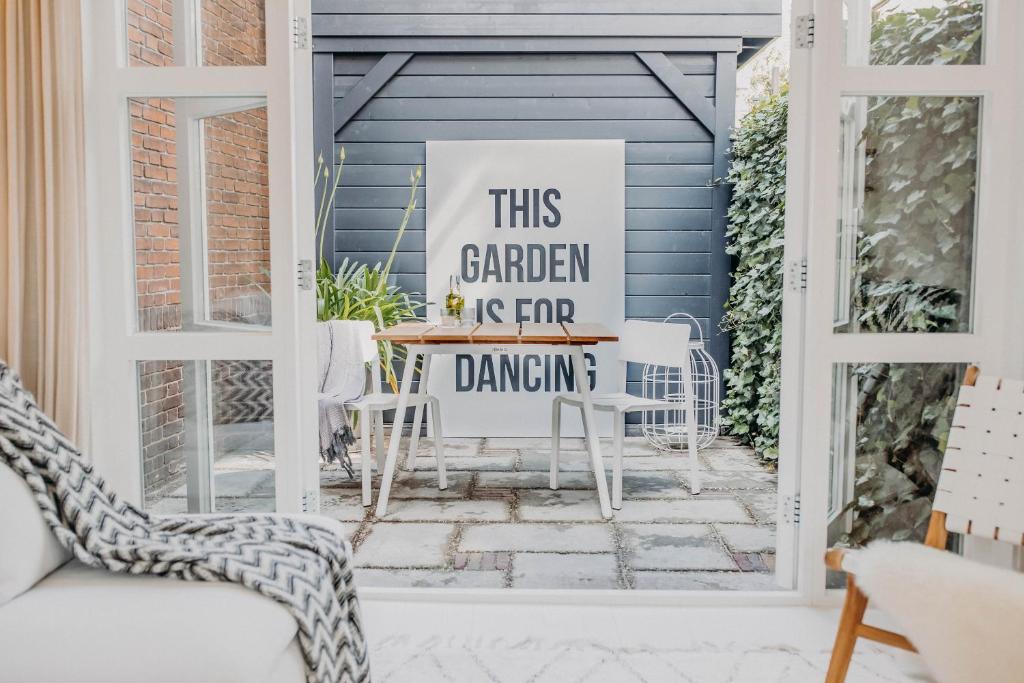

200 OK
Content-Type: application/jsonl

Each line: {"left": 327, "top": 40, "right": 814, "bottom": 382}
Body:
{"left": 370, "top": 636, "right": 933, "bottom": 682}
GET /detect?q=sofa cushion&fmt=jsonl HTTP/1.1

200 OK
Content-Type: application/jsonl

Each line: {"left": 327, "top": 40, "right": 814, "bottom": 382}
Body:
{"left": 0, "top": 460, "right": 71, "bottom": 606}
{"left": 0, "top": 560, "right": 303, "bottom": 683}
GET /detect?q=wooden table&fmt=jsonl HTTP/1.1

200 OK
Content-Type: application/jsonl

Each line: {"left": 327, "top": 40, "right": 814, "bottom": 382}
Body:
{"left": 372, "top": 322, "right": 619, "bottom": 518}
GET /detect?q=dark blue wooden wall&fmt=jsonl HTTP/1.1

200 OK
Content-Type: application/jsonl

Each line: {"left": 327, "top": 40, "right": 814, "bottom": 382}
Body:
{"left": 311, "top": 1, "right": 781, "bottom": 396}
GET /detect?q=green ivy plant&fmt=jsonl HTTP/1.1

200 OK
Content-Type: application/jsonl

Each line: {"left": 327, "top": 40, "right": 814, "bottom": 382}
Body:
{"left": 720, "top": 90, "right": 788, "bottom": 465}
{"left": 721, "top": 2, "right": 982, "bottom": 551}
{"left": 314, "top": 147, "right": 423, "bottom": 391}
{"left": 832, "top": 0, "right": 982, "bottom": 548}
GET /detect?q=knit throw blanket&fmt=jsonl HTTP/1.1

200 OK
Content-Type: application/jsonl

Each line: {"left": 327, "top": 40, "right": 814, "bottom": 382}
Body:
{"left": 0, "top": 363, "right": 370, "bottom": 683}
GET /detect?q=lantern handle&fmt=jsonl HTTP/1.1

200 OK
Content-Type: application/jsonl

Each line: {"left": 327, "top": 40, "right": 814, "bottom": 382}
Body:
{"left": 662, "top": 312, "right": 704, "bottom": 347}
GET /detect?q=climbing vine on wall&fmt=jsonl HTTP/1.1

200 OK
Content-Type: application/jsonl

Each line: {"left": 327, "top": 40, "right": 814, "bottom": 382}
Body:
{"left": 720, "top": 2, "right": 983, "bottom": 551}
{"left": 720, "top": 91, "right": 787, "bottom": 465}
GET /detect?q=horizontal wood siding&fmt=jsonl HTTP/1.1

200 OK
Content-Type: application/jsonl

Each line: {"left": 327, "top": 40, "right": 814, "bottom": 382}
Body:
{"left": 325, "top": 51, "right": 719, "bottom": 347}
{"left": 312, "top": 0, "right": 775, "bottom": 408}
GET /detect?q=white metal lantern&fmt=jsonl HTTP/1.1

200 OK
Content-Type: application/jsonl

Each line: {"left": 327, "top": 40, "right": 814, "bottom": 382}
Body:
{"left": 641, "top": 313, "right": 720, "bottom": 451}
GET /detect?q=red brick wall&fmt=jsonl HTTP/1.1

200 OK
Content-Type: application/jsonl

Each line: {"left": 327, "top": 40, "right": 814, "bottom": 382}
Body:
{"left": 201, "top": 0, "right": 267, "bottom": 67}
{"left": 203, "top": 108, "right": 271, "bottom": 324}
{"left": 128, "top": 0, "right": 271, "bottom": 500}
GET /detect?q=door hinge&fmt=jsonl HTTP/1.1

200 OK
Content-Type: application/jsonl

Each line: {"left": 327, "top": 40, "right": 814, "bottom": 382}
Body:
{"left": 795, "top": 13, "right": 815, "bottom": 49}
{"left": 302, "top": 489, "right": 319, "bottom": 513}
{"left": 292, "top": 16, "right": 310, "bottom": 50}
{"left": 297, "top": 259, "right": 314, "bottom": 290}
{"left": 787, "top": 258, "right": 808, "bottom": 292}
{"left": 782, "top": 493, "right": 801, "bottom": 525}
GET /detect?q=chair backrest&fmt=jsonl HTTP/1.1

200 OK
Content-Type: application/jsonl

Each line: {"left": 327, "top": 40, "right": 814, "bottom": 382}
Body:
{"left": 933, "top": 367, "right": 1024, "bottom": 545}
{"left": 320, "top": 319, "right": 378, "bottom": 364}
{"left": 618, "top": 320, "right": 692, "bottom": 368}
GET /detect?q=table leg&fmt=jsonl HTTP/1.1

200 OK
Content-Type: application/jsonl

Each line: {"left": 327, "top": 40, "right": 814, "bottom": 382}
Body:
{"left": 406, "top": 353, "right": 432, "bottom": 471}
{"left": 571, "top": 346, "right": 613, "bottom": 519}
{"left": 375, "top": 347, "right": 420, "bottom": 517}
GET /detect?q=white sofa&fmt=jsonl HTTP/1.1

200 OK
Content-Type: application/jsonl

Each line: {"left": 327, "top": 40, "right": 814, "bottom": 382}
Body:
{"left": 0, "top": 461, "right": 347, "bottom": 682}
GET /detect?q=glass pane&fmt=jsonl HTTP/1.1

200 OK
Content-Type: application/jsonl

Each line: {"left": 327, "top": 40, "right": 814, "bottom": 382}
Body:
{"left": 843, "top": 0, "right": 984, "bottom": 66}
{"left": 125, "top": 0, "right": 266, "bottom": 67}
{"left": 130, "top": 97, "right": 271, "bottom": 332}
{"left": 826, "top": 362, "right": 964, "bottom": 587}
{"left": 834, "top": 95, "right": 979, "bottom": 333}
{"left": 139, "top": 359, "right": 275, "bottom": 513}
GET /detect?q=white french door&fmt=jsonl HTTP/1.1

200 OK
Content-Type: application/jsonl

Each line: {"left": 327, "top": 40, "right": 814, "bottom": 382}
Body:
{"left": 793, "top": 0, "right": 1023, "bottom": 601}
{"left": 83, "top": 0, "right": 318, "bottom": 514}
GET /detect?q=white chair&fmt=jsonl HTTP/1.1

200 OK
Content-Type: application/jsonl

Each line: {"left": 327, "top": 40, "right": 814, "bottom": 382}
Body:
{"left": 341, "top": 321, "right": 446, "bottom": 506}
{"left": 550, "top": 319, "right": 701, "bottom": 509}
{"left": 824, "top": 366, "right": 1024, "bottom": 682}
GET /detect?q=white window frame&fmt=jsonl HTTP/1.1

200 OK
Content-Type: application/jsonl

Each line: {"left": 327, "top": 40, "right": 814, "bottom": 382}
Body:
{"left": 798, "top": 0, "right": 1024, "bottom": 605}
{"left": 82, "top": 0, "right": 319, "bottom": 514}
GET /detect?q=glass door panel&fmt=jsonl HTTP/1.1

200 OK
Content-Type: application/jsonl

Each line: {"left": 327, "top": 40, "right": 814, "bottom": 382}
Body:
{"left": 843, "top": 0, "right": 985, "bottom": 66}
{"left": 139, "top": 359, "right": 275, "bottom": 513}
{"left": 125, "top": 0, "right": 267, "bottom": 68}
{"left": 86, "top": 1, "right": 317, "bottom": 512}
{"left": 833, "top": 95, "right": 980, "bottom": 333}
{"left": 825, "top": 362, "right": 964, "bottom": 586}
{"left": 130, "top": 96, "right": 271, "bottom": 332}
{"left": 797, "top": 0, "right": 1017, "bottom": 599}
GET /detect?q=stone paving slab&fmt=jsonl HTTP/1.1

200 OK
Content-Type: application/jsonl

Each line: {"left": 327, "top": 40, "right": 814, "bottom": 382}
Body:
{"left": 520, "top": 449, "right": 591, "bottom": 472}
{"left": 409, "top": 453, "right": 518, "bottom": 471}
{"left": 355, "top": 568, "right": 506, "bottom": 589}
{"left": 621, "top": 472, "right": 692, "bottom": 499}
{"left": 399, "top": 437, "right": 483, "bottom": 459}
{"left": 736, "top": 491, "right": 778, "bottom": 524}
{"left": 389, "top": 471, "right": 473, "bottom": 499}
{"left": 460, "top": 523, "right": 615, "bottom": 553}
{"left": 520, "top": 451, "right": 702, "bottom": 473}
{"left": 476, "top": 470, "right": 594, "bottom": 490}
{"left": 632, "top": 570, "right": 780, "bottom": 591}
{"left": 613, "top": 498, "right": 752, "bottom": 524}
{"left": 517, "top": 490, "right": 604, "bottom": 522}
{"left": 380, "top": 499, "right": 510, "bottom": 523}
{"left": 320, "top": 493, "right": 369, "bottom": 523}
{"left": 621, "top": 524, "right": 736, "bottom": 571}
{"left": 683, "top": 471, "right": 777, "bottom": 491}
{"left": 511, "top": 553, "right": 620, "bottom": 589}
{"left": 715, "top": 524, "right": 777, "bottom": 553}
{"left": 319, "top": 467, "right": 363, "bottom": 490}
{"left": 354, "top": 522, "right": 454, "bottom": 568}
{"left": 701, "top": 449, "right": 771, "bottom": 472}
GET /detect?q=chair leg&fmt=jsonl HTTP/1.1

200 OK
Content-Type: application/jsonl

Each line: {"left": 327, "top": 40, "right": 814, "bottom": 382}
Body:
{"left": 825, "top": 576, "right": 870, "bottom": 683}
{"left": 550, "top": 399, "right": 561, "bottom": 490}
{"left": 430, "top": 398, "right": 447, "bottom": 490}
{"left": 406, "top": 403, "right": 424, "bottom": 472}
{"left": 360, "top": 410, "right": 372, "bottom": 507}
{"left": 681, "top": 356, "right": 701, "bottom": 495}
{"left": 612, "top": 411, "right": 624, "bottom": 510}
{"left": 374, "top": 412, "right": 386, "bottom": 471}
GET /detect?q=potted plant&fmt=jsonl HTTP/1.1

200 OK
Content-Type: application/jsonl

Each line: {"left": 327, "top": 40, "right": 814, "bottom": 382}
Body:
{"left": 314, "top": 147, "right": 423, "bottom": 391}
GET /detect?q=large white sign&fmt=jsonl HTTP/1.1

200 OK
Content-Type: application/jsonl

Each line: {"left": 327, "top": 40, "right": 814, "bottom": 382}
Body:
{"left": 426, "top": 140, "right": 625, "bottom": 437}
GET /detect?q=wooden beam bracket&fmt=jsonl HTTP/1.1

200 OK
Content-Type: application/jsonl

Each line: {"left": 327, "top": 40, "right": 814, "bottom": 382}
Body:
{"left": 333, "top": 52, "right": 413, "bottom": 136}
{"left": 636, "top": 51, "right": 716, "bottom": 135}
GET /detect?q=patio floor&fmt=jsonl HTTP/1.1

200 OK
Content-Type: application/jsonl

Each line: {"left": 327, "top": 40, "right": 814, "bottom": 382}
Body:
{"left": 322, "top": 435, "right": 779, "bottom": 591}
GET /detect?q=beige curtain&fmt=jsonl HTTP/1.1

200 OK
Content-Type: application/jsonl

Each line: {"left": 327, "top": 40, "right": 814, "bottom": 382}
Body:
{"left": 0, "top": 0, "right": 88, "bottom": 442}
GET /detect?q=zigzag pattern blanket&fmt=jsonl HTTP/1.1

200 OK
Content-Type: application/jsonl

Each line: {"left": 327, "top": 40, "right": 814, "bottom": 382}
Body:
{"left": 0, "top": 364, "right": 370, "bottom": 683}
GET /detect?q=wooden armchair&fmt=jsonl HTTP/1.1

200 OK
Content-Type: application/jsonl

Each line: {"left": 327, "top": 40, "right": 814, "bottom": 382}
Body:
{"left": 824, "top": 366, "right": 1024, "bottom": 682}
